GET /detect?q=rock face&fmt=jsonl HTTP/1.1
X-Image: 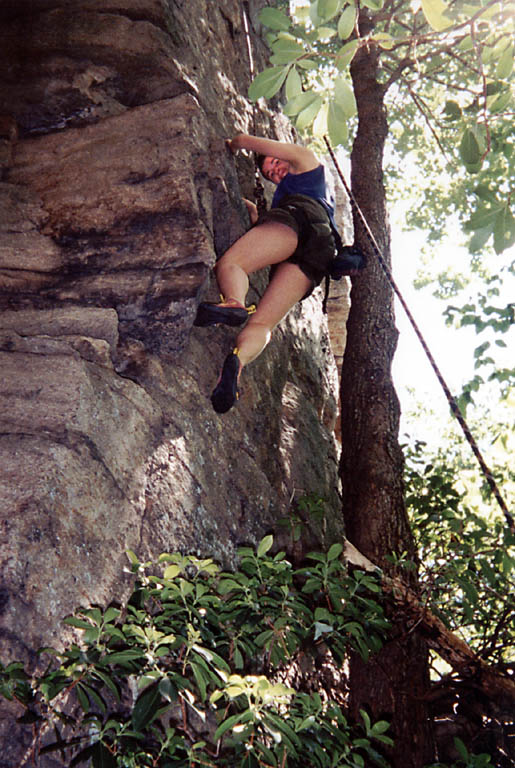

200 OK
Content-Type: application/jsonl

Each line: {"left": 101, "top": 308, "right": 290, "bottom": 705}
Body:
{"left": 0, "top": 1, "right": 347, "bottom": 761}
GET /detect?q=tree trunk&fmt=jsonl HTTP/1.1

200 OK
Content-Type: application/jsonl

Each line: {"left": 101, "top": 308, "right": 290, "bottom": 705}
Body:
{"left": 340, "top": 38, "right": 434, "bottom": 767}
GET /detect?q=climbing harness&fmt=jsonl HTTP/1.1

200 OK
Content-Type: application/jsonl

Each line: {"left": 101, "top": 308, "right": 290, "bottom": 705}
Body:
{"left": 323, "top": 135, "right": 513, "bottom": 531}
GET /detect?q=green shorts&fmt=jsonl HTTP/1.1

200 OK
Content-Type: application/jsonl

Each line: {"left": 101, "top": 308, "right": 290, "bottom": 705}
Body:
{"left": 256, "top": 194, "right": 337, "bottom": 297}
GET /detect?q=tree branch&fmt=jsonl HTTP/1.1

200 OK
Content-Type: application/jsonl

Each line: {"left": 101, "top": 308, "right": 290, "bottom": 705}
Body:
{"left": 406, "top": 84, "right": 455, "bottom": 167}
{"left": 342, "top": 539, "right": 515, "bottom": 705}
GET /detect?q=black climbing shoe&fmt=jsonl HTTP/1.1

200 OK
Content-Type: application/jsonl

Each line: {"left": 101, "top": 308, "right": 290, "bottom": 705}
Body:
{"left": 211, "top": 351, "right": 241, "bottom": 414}
{"left": 194, "top": 302, "right": 254, "bottom": 327}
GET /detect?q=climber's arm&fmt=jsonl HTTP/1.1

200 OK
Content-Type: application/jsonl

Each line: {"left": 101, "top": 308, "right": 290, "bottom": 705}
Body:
{"left": 228, "top": 133, "right": 318, "bottom": 174}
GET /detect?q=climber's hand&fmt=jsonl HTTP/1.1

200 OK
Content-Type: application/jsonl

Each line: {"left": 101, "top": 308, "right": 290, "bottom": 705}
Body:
{"left": 243, "top": 198, "right": 258, "bottom": 225}
{"left": 226, "top": 137, "right": 239, "bottom": 154}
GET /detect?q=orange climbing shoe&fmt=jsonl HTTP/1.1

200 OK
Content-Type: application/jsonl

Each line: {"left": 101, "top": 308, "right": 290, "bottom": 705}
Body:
{"left": 194, "top": 300, "right": 255, "bottom": 327}
{"left": 211, "top": 349, "right": 241, "bottom": 414}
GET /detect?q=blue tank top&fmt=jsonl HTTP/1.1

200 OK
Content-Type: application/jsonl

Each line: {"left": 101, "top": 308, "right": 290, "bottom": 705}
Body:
{"left": 272, "top": 165, "right": 338, "bottom": 231}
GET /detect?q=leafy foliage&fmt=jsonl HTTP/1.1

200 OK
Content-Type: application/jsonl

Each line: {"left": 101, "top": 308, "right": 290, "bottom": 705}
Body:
{"left": 248, "top": 0, "right": 513, "bottom": 257}
{"left": 405, "top": 441, "right": 514, "bottom": 663}
{"left": 402, "top": 440, "right": 514, "bottom": 766}
{"left": 1, "top": 540, "right": 394, "bottom": 767}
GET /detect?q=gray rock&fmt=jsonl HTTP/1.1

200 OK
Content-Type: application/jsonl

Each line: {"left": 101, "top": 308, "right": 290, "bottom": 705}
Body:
{"left": 0, "top": 1, "right": 349, "bottom": 761}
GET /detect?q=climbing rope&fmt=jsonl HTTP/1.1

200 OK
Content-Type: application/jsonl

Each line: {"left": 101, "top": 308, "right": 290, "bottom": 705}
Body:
{"left": 324, "top": 135, "right": 513, "bottom": 531}
{"left": 241, "top": 3, "right": 267, "bottom": 215}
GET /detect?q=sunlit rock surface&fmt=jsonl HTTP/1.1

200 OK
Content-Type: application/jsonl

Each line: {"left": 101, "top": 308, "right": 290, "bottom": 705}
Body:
{"left": 0, "top": 1, "right": 348, "bottom": 761}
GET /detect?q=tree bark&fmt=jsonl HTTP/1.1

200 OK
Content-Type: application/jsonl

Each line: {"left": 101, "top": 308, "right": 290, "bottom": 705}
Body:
{"left": 339, "top": 39, "right": 434, "bottom": 766}
{"left": 343, "top": 540, "right": 515, "bottom": 707}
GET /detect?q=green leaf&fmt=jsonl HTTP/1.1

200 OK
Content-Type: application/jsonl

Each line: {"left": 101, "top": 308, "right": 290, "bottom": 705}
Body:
{"left": 459, "top": 128, "right": 481, "bottom": 165}
{"left": 84, "top": 608, "right": 103, "bottom": 626}
{"left": 258, "top": 7, "right": 291, "bottom": 31}
{"left": 473, "top": 184, "right": 497, "bottom": 203}
{"left": 192, "top": 644, "right": 230, "bottom": 672}
{"left": 82, "top": 683, "right": 106, "bottom": 713}
{"left": 360, "top": 708, "right": 371, "bottom": 732}
{"left": 338, "top": 6, "right": 357, "bottom": 40}
{"left": 297, "top": 58, "right": 318, "bottom": 70}
{"left": 469, "top": 225, "right": 493, "bottom": 253}
{"left": 63, "top": 617, "right": 93, "bottom": 630}
{"left": 314, "top": 621, "right": 333, "bottom": 640}
{"left": 454, "top": 736, "right": 469, "bottom": 761}
{"left": 271, "top": 38, "right": 306, "bottom": 65}
{"left": 371, "top": 719, "right": 391, "bottom": 735}
{"left": 248, "top": 67, "right": 289, "bottom": 101}
{"left": 371, "top": 32, "right": 394, "bottom": 49}
{"left": 164, "top": 564, "right": 181, "bottom": 579}
{"left": 126, "top": 549, "right": 139, "bottom": 566}
{"left": 458, "top": 34, "right": 473, "bottom": 51}
{"left": 284, "top": 91, "right": 320, "bottom": 117}
{"left": 191, "top": 662, "right": 208, "bottom": 701}
{"left": 256, "top": 741, "right": 278, "bottom": 766}
{"left": 285, "top": 67, "right": 302, "bottom": 100}
{"left": 296, "top": 95, "right": 323, "bottom": 131}
{"left": 466, "top": 202, "right": 503, "bottom": 232}
{"left": 488, "top": 89, "right": 512, "bottom": 114}
{"left": 496, "top": 42, "right": 514, "bottom": 79}
{"left": 179, "top": 579, "right": 194, "bottom": 597}
{"left": 257, "top": 535, "right": 274, "bottom": 557}
{"left": 334, "top": 76, "right": 356, "bottom": 118}
{"left": 91, "top": 742, "right": 117, "bottom": 768}
{"left": 255, "top": 629, "right": 274, "bottom": 647}
{"left": 421, "top": 0, "right": 452, "bottom": 31}
{"left": 158, "top": 677, "right": 177, "bottom": 702}
{"left": 103, "top": 607, "right": 120, "bottom": 624}
{"left": 76, "top": 683, "right": 90, "bottom": 713}
{"left": 493, "top": 205, "right": 515, "bottom": 254}
{"left": 132, "top": 683, "right": 161, "bottom": 731}
{"left": 209, "top": 689, "right": 223, "bottom": 705}
{"left": 217, "top": 578, "right": 242, "bottom": 595}
{"left": 214, "top": 711, "right": 251, "bottom": 742}
{"left": 234, "top": 646, "right": 244, "bottom": 669}
{"left": 265, "top": 712, "right": 302, "bottom": 750}
{"left": 335, "top": 40, "right": 359, "bottom": 70}
{"left": 316, "top": 26, "right": 337, "bottom": 40}
{"left": 327, "top": 543, "right": 343, "bottom": 561}
{"left": 319, "top": 0, "right": 344, "bottom": 22}
{"left": 103, "top": 648, "right": 145, "bottom": 666}
{"left": 309, "top": 1, "right": 323, "bottom": 28}
{"left": 91, "top": 668, "right": 121, "bottom": 703}
{"left": 361, "top": 0, "right": 384, "bottom": 9}
{"left": 313, "top": 102, "right": 329, "bottom": 137}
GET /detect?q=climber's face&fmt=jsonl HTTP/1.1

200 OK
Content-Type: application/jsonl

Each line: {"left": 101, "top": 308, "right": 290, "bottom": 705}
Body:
{"left": 261, "top": 156, "right": 289, "bottom": 185}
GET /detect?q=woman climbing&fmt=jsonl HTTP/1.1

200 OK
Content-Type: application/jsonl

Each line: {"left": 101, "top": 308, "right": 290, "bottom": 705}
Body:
{"left": 194, "top": 132, "right": 363, "bottom": 414}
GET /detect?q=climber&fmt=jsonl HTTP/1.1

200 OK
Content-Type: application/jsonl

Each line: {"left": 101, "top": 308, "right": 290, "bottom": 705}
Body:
{"left": 194, "top": 132, "right": 364, "bottom": 414}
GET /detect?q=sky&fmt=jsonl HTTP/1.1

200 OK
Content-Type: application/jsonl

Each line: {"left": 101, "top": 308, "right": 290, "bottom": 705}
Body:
{"left": 390, "top": 222, "right": 478, "bottom": 432}
{"left": 388, "top": 208, "right": 514, "bottom": 511}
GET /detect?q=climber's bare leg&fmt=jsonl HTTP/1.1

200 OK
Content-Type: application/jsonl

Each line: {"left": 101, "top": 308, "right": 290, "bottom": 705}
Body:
{"left": 236, "top": 262, "right": 312, "bottom": 367}
{"left": 214, "top": 222, "right": 298, "bottom": 306}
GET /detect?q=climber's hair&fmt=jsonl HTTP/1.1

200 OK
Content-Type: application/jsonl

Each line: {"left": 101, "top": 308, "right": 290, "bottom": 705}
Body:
{"left": 255, "top": 153, "right": 267, "bottom": 176}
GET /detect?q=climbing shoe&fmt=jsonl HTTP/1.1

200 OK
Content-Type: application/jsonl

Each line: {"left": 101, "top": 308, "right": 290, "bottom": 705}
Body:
{"left": 211, "top": 350, "right": 241, "bottom": 414}
{"left": 194, "top": 301, "right": 255, "bottom": 327}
